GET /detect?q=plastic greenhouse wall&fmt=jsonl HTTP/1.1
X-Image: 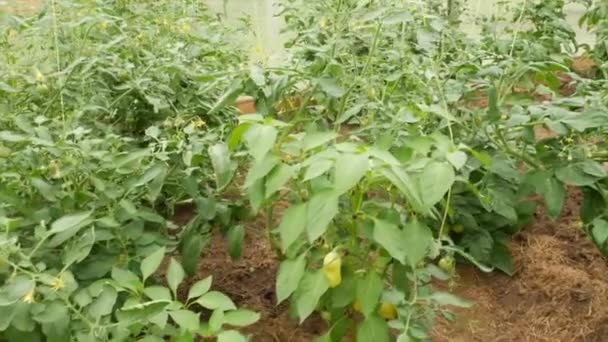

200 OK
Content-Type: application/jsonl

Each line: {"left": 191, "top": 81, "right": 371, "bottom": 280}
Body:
{"left": 205, "top": 0, "right": 594, "bottom": 66}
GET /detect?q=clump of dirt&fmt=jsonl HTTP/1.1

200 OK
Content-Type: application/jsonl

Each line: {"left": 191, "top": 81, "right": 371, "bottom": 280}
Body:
{"left": 434, "top": 191, "right": 608, "bottom": 342}
{"left": 572, "top": 56, "right": 598, "bottom": 79}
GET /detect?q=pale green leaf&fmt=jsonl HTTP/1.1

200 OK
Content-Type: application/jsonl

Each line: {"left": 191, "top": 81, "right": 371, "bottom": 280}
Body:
{"left": 543, "top": 177, "right": 565, "bottom": 219}
{"left": 244, "top": 124, "right": 278, "bottom": 161}
{"left": 373, "top": 219, "right": 406, "bottom": 264}
{"left": 88, "top": 285, "right": 117, "bottom": 319}
{"left": 111, "top": 267, "right": 141, "bottom": 292}
{"left": 294, "top": 270, "right": 329, "bottom": 322}
{"left": 31, "top": 177, "right": 56, "bottom": 201}
{"left": 223, "top": 309, "right": 260, "bottom": 327}
{"left": 244, "top": 155, "right": 280, "bottom": 188}
{"left": 278, "top": 203, "right": 307, "bottom": 252}
{"left": 167, "top": 258, "right": 185, "bottom": 297}
{"left": 427, "top": 292, "right": 473, "bottom": 308}
{"left": 144, "top": 286, "right": 172, "bottom": 301}
{"left": 169, "top": 310, "right": 200, "bottom": 332}
{"left": 196, "top": 291, "right": 237, "bottom": 311}
{"left": 135, "top": 163, "right": 167, "bottom": 187}
{"left": 302, "top": 131, "right": 338, "bottom": 151}
{"left": 209, "top": 143, "right": 236, "bottom": 190}
{"left": 306, "top": 191, "right": 339, "bottom": 242}
{"left": 209, "top": 309, "right": 224, "bottom": 332}
{"left": 276, "top": 253, "right": 307, "bottom": 304}
{"left": 334, "top": 153, "right": 369, "bottom": 194}
{"left": 446, "top": 151, "right": 467, "bottom": 170}
{"left": 356, "top": 315, "right": 389, "bottom": 342}
{"left": 217, "top": 330, "right": 248, "bottom": 342}
{"left": 303, "top": 159, "right": 334, "bottom": 182}
{"left": 356, "top": 272, "right": 383, "bottom": 316}
{"left": 49, "top": 211, "right": 93, "bottom": 234}
{"left": 188, "top": 276, "right": 213, "bottom": 300}
{"left": 117, "top": 300, "right": 170, "bottom": 323}
{"left": 318, "top": 77, "right": 344, "bottom": 97}
{"left": 265, "top": 163, "right": 297, "bottom": 198}
{"left": 141, "top": 247, "right": 166, "bottom": 281}
{"left": 418, "top": 161, "right": 455, "bottom": 208}
{"left": 403, "top": 220, "right": 433, "bottom": 266}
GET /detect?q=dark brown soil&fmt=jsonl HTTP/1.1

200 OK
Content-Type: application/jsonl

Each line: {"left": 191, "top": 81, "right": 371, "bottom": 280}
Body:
{"left": 434, "top": 190, "right": 608, "bottom": 342}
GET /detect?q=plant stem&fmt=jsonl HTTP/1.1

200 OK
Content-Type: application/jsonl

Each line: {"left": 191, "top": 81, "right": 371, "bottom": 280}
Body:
{"left": 335, "top": 21, "right": 383, "bottom": 128}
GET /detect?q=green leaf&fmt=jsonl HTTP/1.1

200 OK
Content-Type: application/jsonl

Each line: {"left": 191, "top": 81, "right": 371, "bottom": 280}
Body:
{"left": 209, "top": 309, "right": 224, "bottom": 332}
{"left": 88, "top": 285, "right": 117, "bottom": 319}
{"left": 427, "top": 292, "right": 473, "bottom": 308}
{"left": 244, "top": 124, "right": 278, "bottom": 161}
{"left": 265, "top": 163, "right": 297, "bottom": 198}
{"left": 403, "top": 220, "right": 433, "bottom": 266}
{"left": 167, "top": 258, "right": 185, "bottom": 297}
{"left": 196, "top": 291, "right": 237, "bottom": 311}
{"left": 217, "top": 330, "right": 248, "bottom": 342}
{"left": 111, "top": 267, "right": 141, "bottom": 292}
{"left": 334, "top": 153, "right": 369, "bottom": 194}
{"left": 144, "top": 286, "right": 172, "bottom": 301}
{"left": 591, "top": 219, "right": 608, "bottom": 252}
{"left": 223, "top": 309, "right": 260, "bottom": 327}
{"left": 276, "top": 253, "right": 307, "bottom": 304}
{"left": 356, "top": 272, "right": 383, "bottom": 316}
{"left": 491, "top": 242, "right": 514, "bottom": 276}
{"left": 250, "top": 65, "right": 266, "bottom": 86}
{"left": 278, "top": 203, "right": 307, "bottom": 252}
{"left": 209, "top": 143, "right": 236, "bottom": 191}
{"left": 181, "top": 233, "right": 206, "bottom": 276}
{"left": 446, "top": 151, "right": 467, "bottom": 170}
{"left": 228, "top": 123, "right": 252, "bottom": 150}
{"left": 294, "top": 270, "right": 329, "bottom": 322}
{"left": 302, "top": 132, "right": 338, "bottom": 151}
{"left": 247, "top": 178, "right": 265, "bottom": 213}
{"left": 303, "top": 159, "right": 334, "bottom": 182}
{"left": 49, "top": 211, "right": 93, "bottom": 234}
{"left": 559, "top": 111, "right": 608, "bottom": 131}
{"left": 135, "top": 163, "right": 167, "bottom": 187}
{"left": 543, "top": 177, "right": 565, "bottom": 219}
{"left": 373, "top": 219, "right": 407, "bottom": 264}
{"left": 117, "top": 300, "right": 170, "bottom": 323}
{"left": 0, "top": 130, "right": 27, "bottom": 142}
{"left": 581, "top": 160, "right": 607, "bottom": 178}
{"left": 356, "top": 314, "right": 389, "bottom": 342}
{"left": 169, "top": 310, "right": 200, "bottom": 332}
{"left": 0, "top": 305, "right": 16, "bottom": 330}
{"left": 33, "top": 300, "right": 68, "bottom": 324}
{"left": 141, "top": 247, "right": 166, "bottom": 282}
{"left": 318, "top": 77, "right": 345, "bottom": 97}
{"left": 244, "top": 155, "right": 281, "bottom": 188}
{"left": 227, "top": 225, "right": 245, "bottom": 260}
{"left": 581, "top": 188, "right": 605, "bottom": 224}
{"left": 379, "top": 166, "right": 424, "bottom": 212}
{"left": 31, "top": 177, "right": 56, "bottom": 201}
{"left": 337, "top": 103, "right": 365, "bottom": 124}
{"left": 62, "top": 228, "right": 95, "bottom": 267}
{"left": 306, "top": 191, "right": 339, "bottom": 242}
{"left": 188, "top": 276, "right": 213, "bottom": 300}
{"left": 208, "top": 79, "right": 243, "bottom": 115}
{"left": 555, "top": 164, "right": 597, "bottom": 186}
{"left": 418, "top": 161, "right": 455, "bottom": 209}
